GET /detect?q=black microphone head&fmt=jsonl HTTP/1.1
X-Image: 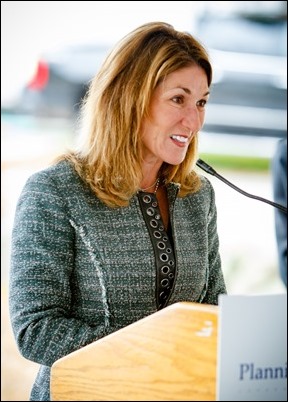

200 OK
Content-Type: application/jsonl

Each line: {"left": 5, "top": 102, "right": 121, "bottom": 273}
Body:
{"left": 196, "top": 159, "right": 216, "bottom": 175}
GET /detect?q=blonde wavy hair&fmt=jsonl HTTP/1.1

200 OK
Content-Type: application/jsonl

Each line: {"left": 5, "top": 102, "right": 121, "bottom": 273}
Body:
{"left": 58, "top": 21, "right": 212, "bottom": 207}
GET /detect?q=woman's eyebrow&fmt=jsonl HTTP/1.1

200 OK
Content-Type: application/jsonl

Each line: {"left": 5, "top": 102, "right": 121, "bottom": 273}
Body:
{"left": 180, "top": 87, "right": 210, "bottom": 97}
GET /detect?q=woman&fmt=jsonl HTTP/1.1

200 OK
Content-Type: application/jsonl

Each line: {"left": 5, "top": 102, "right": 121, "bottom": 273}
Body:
{"left": 9, "top": 21, "right": 227, "bottom": 401}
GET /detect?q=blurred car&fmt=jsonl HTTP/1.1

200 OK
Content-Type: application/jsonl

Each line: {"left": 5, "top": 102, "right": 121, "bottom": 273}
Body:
{"left": 14, "top": 44, "right": 111, "bottom": 119}
{"left": 193, "top": 4, "right": 287, "bottom": 139}
{"left": 14, "top": 5, "right": 287, "bottom": 140}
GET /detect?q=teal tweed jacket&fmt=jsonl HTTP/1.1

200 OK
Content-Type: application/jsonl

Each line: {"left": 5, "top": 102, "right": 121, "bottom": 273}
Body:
{"left": 9, "top": 160, "right": 226, "bottom": 401}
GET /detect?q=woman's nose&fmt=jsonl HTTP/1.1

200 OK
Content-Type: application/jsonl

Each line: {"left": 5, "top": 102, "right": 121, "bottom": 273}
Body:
{"left": 182, "top": 106, "right": 204, "bottom": 132}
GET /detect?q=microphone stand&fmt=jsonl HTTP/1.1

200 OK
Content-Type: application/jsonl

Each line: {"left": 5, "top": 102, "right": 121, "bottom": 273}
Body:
{"left": 196, "top": 158, "right": 287, "bottom": 214}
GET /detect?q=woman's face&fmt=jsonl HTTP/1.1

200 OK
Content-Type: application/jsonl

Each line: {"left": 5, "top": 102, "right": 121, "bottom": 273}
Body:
{"left": 141, "top": 64, "right": 209, "bottom": 166}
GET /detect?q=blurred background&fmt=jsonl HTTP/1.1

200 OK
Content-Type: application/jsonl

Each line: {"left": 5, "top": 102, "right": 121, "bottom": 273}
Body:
{"left": 1, "top": 1, "right": 287, "bottom": 400}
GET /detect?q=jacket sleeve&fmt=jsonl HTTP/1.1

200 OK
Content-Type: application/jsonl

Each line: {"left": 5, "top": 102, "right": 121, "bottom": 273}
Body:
{"left": 9, "top": 170, "right": 109, "bottom": 367}
{"left": 272, "top": 138, "right": 287, "bottom": 286}
{"left": 201, "top": 177, "right": 227, "bottom": 304}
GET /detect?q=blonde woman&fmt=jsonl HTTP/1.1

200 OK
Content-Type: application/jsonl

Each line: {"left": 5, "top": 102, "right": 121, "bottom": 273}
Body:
{"left": 9, "top": 22, "right": 226, "bottom": 401}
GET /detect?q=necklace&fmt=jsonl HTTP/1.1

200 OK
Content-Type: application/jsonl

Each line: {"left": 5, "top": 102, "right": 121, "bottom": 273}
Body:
{"left": 139, "top": 177, "right": 160, "bottom": 194}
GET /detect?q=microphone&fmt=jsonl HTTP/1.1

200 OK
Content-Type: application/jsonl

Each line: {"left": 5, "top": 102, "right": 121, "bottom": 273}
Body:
{"left": 196, "top": 158, "right": 287, "bottom": 214}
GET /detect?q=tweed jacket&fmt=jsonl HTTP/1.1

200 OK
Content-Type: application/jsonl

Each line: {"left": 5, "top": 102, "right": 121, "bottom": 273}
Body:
{"left": 9, "top": 160, "right": 226, "bottom": 401}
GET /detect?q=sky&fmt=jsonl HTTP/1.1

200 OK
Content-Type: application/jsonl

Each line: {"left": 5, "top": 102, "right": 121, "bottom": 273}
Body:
{"left": 1, "top": 1, "right": 205, "bottom": 106}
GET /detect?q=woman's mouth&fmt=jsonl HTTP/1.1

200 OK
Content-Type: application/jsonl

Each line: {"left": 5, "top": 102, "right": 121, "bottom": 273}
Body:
{"left": 170, "top": 135, "right": 189, "bottom": 146}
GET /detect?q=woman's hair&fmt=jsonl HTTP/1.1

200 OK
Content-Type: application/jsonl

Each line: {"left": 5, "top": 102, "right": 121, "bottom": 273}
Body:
{"left": 59, "top": 21, "right": 212, "bottom": 207}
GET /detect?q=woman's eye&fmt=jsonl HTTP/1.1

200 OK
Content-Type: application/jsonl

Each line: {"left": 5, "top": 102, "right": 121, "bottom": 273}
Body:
{"left": 171, "top": 96, "right": 184, "bottom": 104}
{"left": 197, "top": 99, "right": 207, "bottom": 108}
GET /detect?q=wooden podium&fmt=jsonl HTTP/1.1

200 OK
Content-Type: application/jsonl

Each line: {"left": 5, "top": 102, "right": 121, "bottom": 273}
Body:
{"left": 50, "top": 302, "right": 219, "bottom": 401}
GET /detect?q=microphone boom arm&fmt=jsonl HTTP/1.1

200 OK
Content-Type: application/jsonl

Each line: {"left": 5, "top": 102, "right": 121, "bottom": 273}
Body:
{"left": 196, "top": 158, "right": 287, "bottom": 214}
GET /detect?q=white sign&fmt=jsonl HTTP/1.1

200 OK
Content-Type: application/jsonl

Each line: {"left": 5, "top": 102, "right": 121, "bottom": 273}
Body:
{"left": 217, "top": 293, "right": 287, "bottom": 401}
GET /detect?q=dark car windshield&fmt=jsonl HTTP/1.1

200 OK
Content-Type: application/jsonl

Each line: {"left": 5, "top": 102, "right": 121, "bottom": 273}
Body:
{"left": 196, "top": 15, "right": 287, "bottom": 57}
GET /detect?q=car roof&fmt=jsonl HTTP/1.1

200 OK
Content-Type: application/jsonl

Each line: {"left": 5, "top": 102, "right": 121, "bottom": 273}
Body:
{"left": 40, "top": 44, "right": 112, "bottom": 82}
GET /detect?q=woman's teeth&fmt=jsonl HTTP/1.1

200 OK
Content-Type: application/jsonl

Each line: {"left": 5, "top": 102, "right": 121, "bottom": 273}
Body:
{"left": 171, "top": 135, "right": 188, "bottom": 143}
